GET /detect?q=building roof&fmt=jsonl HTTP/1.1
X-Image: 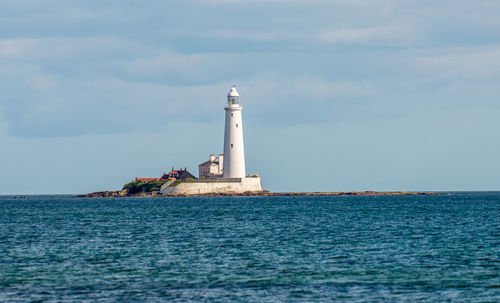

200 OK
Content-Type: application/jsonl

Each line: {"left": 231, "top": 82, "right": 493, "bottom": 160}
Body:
{"left": 160, "top": 167, "right": 196, "bottom": 180}
{"left": 228, "top": 85, "right": 239, "bottom": 97}
{"left": 177, "top": 170, "right": 196, "bottom": 180}
{"left": 199, "top": 160, "right": 212, "bottom": 167}
{"left": 199, "top": 160, "right": 220, "bottom": 167}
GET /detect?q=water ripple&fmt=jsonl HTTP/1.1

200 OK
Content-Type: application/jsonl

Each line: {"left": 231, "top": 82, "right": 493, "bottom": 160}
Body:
{"left": 0, "top": 193, "right": 499, "bottom": 302}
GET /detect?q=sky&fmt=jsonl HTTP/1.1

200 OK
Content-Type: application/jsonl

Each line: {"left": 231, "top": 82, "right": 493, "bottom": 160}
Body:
{"left": 1, "top": 0, "right": 500, "bottom": 194}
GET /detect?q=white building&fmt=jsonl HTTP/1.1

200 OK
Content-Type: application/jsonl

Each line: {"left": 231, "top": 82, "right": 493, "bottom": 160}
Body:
{"left": 223, "top": 86, "right": 246, "bottom": 178}
{"left": 198, "top": 154, "right": 224, "bottom": 178}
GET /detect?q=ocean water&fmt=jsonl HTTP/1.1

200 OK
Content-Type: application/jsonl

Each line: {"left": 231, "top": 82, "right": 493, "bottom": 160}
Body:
{"left": 0, "top": 193, "right": 499, "bottom": 302}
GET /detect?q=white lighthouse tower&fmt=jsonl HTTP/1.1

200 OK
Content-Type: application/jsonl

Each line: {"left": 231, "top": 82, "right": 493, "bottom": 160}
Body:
{"left": 161, "top": 85, "right": 263, "bottom": 195}
{"left": 223, "top": 85, "right": 246, "bottom": 178}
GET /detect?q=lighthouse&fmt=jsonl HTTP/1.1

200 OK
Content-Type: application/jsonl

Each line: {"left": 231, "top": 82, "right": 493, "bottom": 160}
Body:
{"left": 162, "top": 85, "right": 263, "bottom": 195}
{"left": 223, "top": 85, "right": 246, "bottom": 178}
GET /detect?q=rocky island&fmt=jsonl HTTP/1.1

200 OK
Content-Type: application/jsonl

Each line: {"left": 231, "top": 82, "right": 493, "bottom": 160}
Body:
{"left": 76, "top": 188, "right": 439, "bottom": 198}
{"left": 76, "top": 87, "right": 439, "bottom": 199}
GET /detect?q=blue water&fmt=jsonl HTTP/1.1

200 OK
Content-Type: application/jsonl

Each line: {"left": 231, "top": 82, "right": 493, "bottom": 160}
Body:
{"left": 0, "top": 193, "right": 499, "bottom": 302}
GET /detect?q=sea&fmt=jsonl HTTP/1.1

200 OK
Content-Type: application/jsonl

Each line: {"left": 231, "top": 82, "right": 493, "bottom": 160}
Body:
{"left": 0, "top": 193, "right": 499, "bottom": 302}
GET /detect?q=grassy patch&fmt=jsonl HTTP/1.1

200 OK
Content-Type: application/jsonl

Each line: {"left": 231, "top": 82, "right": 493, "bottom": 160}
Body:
{"left": 122, "top": 180, "right": 169, "bottom": 194}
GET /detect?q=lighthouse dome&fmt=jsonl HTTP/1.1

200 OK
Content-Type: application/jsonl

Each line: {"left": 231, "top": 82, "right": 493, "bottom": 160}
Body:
{"left": 228, "top": 85, "right": 239, "bottom": 97}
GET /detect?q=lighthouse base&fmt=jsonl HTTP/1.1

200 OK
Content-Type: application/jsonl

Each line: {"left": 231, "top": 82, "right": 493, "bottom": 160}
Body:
{"left": 160, "top": 177, "right": 263, "bottom": 195}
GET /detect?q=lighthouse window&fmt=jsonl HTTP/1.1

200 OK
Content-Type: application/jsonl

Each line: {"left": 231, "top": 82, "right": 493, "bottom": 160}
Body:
{"left": 236, "top": 123, "right": 238, "bottom": 128}
{"left": 231, "top": 113, "right": 233, "bottom": 117}
{"left": 231, "top": 144, "right": 233, "bottom": 148}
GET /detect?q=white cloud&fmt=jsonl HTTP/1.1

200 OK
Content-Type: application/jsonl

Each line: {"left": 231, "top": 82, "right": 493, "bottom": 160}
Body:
{"left": 294, "top": 79, "right": 376, "bottom": 97}
{"left": 0, "top": 106, "right": 6, "bottom": 135}
{"left": 0, "top": 39, "right": 38, "bottom": 58}
{"left": 201, "top": 29, "right": 294, "bottom": 42}
{"left": 415, "top": 46, "right": 500, "bottom": 79}
{"left": 245, "top": 74, "right": 375, "bottom": 101}
{"left": 195, "top": 0, "right": 390, "bottom": 5}
{"left": 0, "top": 36, "right": 154, "bottom": 61}
{"left": 317, "top": 19, "right": 421, "bottom": 45}
{"left": 0, "top": 0, "right": 498, "bottom": 138}
{"left": 124, "top": 52, "right": 209, "bottom": 77}
{"left": 31, "top": 74, "right": 59, "bottom": 92}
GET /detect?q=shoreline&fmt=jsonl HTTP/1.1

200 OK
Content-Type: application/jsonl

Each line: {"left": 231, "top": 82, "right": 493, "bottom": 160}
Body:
{"left": 75, "top": 190, "right": 440, "bottom": 198}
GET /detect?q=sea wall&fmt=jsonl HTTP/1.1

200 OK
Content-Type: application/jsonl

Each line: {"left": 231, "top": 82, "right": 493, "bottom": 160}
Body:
{"left": 160, "top": 177, "right": 263, "bottom": 195}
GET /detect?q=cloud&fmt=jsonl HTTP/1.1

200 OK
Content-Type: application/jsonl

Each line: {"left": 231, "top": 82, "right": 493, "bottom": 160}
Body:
{"left": 0, "top": 54, "right": 379, "bottom": 137}
{"left": 1, "top": 0, "right": 499, "bottom": 139}
{"left": 317, "top": 26, "right": 395, "bottom": 44}
{"left": 415, "top": 46, "right": 500, "bottom": 79}
{"left": 199, "top": 29, "right": 293, "bottom": 42}
{"left": 122, "top": 51, "right": 223, "bottom": 83}
{"left": 0, "top": 72, "right": 236, "bottom": 137}
{"left": 0, "top": 39, "right": 38, "bottom": 57}
{"left": 237, "top": 73, "right": 378, "bottom": 127}
{"left": 0, "top": 106, "right": 7, "bottom": 135}
{"left": 245, "top": 74, "right": 375, "bottom": 101}
{"left": 0, "top": 37, "right": 154, "bottom": 61}
{"left": 31, "top": 74, "right": 59, "bottom": 91}
{"left": 192, "top": 0, "right": 391, "bottom": 6}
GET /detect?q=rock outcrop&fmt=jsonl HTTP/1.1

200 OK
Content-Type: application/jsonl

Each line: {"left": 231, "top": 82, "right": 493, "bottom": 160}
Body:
{"left": 76, "top": 190, "right": 439, "bottom": 198}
